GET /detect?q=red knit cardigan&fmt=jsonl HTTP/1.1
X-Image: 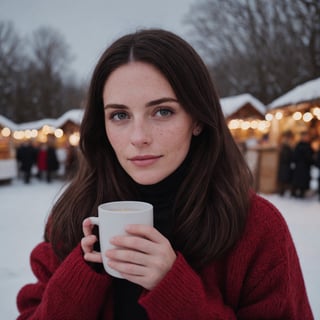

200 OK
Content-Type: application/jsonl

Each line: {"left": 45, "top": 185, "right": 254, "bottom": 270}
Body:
{"left": 17, "top": 194, "right": 314, "bottom": 319}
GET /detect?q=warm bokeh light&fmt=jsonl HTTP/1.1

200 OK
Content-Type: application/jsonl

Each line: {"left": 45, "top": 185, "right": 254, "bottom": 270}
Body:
{"left": 292, "top": 111, "right": 302, "bottom": 120}
{"left": 257, "top": 121, "right": 270, "bottom": 132}
{"left": 69, "top": 132, "right": 80, "bottom": 146}
{"left": 265, "top": 113, "right": 273, "bottom": 121}
{"left": 302, "top": 112, "right": 313, "bottom": 122}
{"left": 250, "top": 120, "right": 259, "bottom": 129}
{"left": 42, "top": 125, "right": 55, "bottom": 135}
{"left": 13, "top": 131, "right": 25, "bottom": 140}
{"left": 312, "top": 107, "right": 320, "bottom": 119}
{"left": 54, "top": 128, "right": 64, "bottom": 138}
{"left": 1, "top": 127, "right": 11, "bottom": 137}
{"left": 24, "top": 130, "right": 33, "bottom": 139}
{"left": 275, "top": 111, "right": 283, "bottom": 120}
{"left": 240, "top": 121, "right": 251, "bottom": 130}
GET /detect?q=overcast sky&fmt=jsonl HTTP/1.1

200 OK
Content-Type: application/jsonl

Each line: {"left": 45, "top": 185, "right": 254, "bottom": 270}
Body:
{"left": 0, "top": 0, "right": 196, "bottom": 81}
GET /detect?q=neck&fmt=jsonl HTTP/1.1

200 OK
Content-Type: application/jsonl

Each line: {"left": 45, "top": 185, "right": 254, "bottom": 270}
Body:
{"left": 132, "top": 155, "right": 190, "bottom": 239}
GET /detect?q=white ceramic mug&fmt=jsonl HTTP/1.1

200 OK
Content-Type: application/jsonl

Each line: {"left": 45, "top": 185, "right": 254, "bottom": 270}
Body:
{"left": 89, "top": 201, "right": 153, "bottom": 278}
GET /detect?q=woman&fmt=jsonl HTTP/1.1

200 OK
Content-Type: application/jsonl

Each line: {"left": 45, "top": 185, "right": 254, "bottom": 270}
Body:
{"left": 17, "top": 29, "right": 313, "bottom": 319}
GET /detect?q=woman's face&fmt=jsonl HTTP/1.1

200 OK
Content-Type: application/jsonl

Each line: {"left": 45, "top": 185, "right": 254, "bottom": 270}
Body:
{"left": 103, "top": 61, "right": 199, "bottom": 185}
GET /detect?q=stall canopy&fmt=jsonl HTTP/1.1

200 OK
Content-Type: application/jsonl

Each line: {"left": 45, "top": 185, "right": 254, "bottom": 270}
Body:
{"left": 266, "top": 78, "right": 320, "bottom": 144}
{"left": 4, "top": 109, "right": 84, "bottom": 131}
{"left": 0, "top": 109, "right": 84, "bottom": 145}
{"left": 220, "top": 93, "right": 266, "bottom": 120}
{"left": 0, "top": 115, "right": 18, "bottom": 131}
{"left": 220, "top": 93, "right": 268, "bottom": 142}
{"left": 268, "top": 77, "right": 320, "bottom": 109}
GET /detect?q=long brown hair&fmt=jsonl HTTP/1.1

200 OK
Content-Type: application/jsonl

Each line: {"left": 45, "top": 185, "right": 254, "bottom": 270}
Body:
{"left": 46, "top": 29, "right": 252, "bottom": 269}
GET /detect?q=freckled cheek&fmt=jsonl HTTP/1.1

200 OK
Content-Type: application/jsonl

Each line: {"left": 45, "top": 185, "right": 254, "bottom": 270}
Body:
{"left": 160, "top": 128, "right": 191, "bottom": 150}
{"left": 156, "top": 128, "right": 176, "bottom": 143}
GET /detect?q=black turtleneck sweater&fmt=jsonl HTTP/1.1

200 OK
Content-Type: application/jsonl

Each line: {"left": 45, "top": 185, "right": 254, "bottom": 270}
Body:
{"left": 114, "top": 158, "right": 189, "bottom": 319}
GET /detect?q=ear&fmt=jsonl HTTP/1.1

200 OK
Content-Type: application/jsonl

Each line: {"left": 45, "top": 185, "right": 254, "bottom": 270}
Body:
{"left": 192, "top": 123, "right": 203, "bottom": 136}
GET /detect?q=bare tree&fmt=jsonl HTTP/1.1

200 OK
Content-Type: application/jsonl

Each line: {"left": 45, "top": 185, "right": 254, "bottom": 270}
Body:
{"left": 289, "top": 0, "right": 320, "bottom": 77}
{"left": 26, "top": 27, "right": 73, "bottom": 119}
{"left": 0, "top": 22, "right": 86, "bottom": 123}
{"left": 184, "top": 0, "right": 320, "bottom": 104}
{"left": 30, "top": 26, "right": 72, "bottom": 77}
{"left": 0, "top": 21, "right": 25, "bottom": 120}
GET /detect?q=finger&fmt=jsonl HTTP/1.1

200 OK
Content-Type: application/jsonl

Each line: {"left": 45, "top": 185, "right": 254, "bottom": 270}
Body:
{"left": 81, "top": 234, "right": 97, "bottom": 253}
{"left": 81, "top": 235, "right": 103, "bottom": 263}
{"left": 107, "top": 259, "right": 146, "bottom": 277}
{"left": 82, "top": 218, "right": 95, "bottom": 237}
{"left": 84, "top": 251, "right": 103, "bottom": 263}
{"left": 125, "top": 224, "right": 164, "bottom": 243}
{"left": 110, "top": 235, "right": 153, "bottom": 254}
{"left": 106, "top": 248, "right": 149, "bottom": 266}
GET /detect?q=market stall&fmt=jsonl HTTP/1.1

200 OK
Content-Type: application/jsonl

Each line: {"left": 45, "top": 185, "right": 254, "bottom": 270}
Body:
{"left": 266, "top": 77, "right": 320, "bottom": 145}
{"left": 220, "top": 93, "right": 268, "bottom": 145}
{"left": 0, "top": 116, "right": 17, "bottom": 182}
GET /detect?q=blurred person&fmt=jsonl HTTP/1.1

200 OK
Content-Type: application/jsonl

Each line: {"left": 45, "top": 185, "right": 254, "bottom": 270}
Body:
{"left": 291, "top": 131, "right": 314, "bottom": 198}
{"left": 16, "top": 140, "right": 37, "bottom": 184}
{"left": 17, "top": 29, "right": 313, "bottom": 319}
{"left": 277, "top": 130, "right": 294, "bottom": 196}
{"left": 36, "top": 143, "right": 48, "bottom": 180}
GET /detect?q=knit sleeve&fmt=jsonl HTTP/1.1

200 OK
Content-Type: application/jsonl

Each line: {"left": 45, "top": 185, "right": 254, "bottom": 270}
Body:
{"left": 139, "top": 252, "right": 237, "bottom": 320}
{"left": 16, "top": 242, "right": 113, "bottom": 320}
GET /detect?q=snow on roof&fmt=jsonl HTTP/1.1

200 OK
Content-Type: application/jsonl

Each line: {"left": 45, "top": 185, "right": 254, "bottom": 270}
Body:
{"left": 54, "top": 109, "right": 84, "bottom": 128}
{"left": 0, "top": 115, "right": 18, "bottom": 130}
{"left": 220, "top": 93, "right": 266, "bottom": 117}
{"left": 17, "top": 118, "right": 58, "bottom": 130}
{"left": 0, "top": 109, "right": 84, "bottom": 131}
{"left": 268, "top": 77, "right": 320, "bottom": 109}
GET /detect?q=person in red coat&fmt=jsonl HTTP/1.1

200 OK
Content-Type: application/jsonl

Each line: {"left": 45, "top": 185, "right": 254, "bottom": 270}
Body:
{"left": 36, "top": 143, "right": 48, "bottom": 180}
{"left": 17, "top": 29, "right": 314, "bottom": 319}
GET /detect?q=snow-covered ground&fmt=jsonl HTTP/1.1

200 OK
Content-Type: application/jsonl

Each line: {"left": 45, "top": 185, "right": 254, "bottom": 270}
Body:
{"left": 0, "top": 178, "right": 319, "bottom": 319}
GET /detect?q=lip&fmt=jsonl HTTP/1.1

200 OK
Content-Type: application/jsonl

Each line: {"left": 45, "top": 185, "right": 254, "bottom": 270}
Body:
{"left": 129, "top": 155, "right": 162, "bottom": 167}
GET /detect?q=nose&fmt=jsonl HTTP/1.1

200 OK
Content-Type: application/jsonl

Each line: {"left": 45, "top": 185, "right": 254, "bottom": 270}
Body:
{"left": 130, "top": 120, "right": 152, "bottom": 147}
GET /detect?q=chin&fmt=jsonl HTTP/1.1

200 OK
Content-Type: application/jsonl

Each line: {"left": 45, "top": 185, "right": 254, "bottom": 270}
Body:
{"left": 131, "top": 174, "right": 167, "bottom": 186}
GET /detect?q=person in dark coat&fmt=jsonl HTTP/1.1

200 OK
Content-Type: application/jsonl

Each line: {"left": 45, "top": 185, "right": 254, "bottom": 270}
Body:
{"left": 277, "top": 130, "right": 294, "bottom": 196}
{"left": 16, "top": 141, "right": 37, "bottom": 184}
{"left": 291, "top": 131, "right": 314, "bottom": 198}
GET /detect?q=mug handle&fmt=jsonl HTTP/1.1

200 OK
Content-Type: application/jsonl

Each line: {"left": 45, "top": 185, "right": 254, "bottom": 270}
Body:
{"left": 89, "top": 217, "right": 99, "bottom": 226}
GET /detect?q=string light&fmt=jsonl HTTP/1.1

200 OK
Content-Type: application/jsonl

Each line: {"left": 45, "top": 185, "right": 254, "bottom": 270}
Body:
{"left": 275, "top": 111, "right": 283, "bottom": 120}
{"left": 292, "top": 111, "right": 302, "bottom": 120}
{"left": 265, "top": 113, "right": 273, "bottom": 121}
{"left": 1, "top": 127, "right": 11, "bottom": 137}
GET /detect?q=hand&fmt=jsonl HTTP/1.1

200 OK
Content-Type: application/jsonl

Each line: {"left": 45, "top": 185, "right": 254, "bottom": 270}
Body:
{"left": 81, "top": 218, "right": 102, "bottom": 263}
{"left": 106, "top": 224, "right": 176, "bottom": 290}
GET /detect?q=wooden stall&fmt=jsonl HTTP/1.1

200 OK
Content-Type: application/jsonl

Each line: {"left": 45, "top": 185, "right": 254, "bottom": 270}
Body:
{"left": 0, "top": 115, "right": 18, "bottom": 182}
{"left": 267, "top": 78, "right": 320, "bottom": 145}
{"left": 220, "top": 93, "right": 268, "bottom": 144}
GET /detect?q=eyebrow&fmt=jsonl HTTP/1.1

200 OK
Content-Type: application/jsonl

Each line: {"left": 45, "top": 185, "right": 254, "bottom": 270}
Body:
{"left": 104, "top": 97, "right": 179, "bottom": 110}
{"left": 146, "top": 97, "right": 179, "bottom": 107}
